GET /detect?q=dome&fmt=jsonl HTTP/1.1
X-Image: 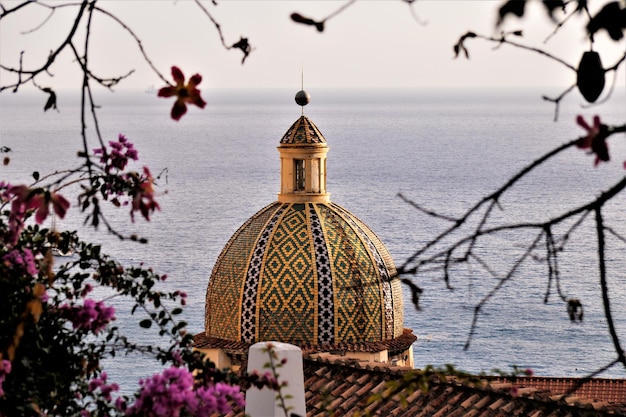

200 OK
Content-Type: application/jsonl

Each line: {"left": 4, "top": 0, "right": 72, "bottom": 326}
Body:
{"left": 204, "top": 200, "right": 404, "bottom": 347}
{"left": 198, "top": 110, "right": 415, "bottom": 360}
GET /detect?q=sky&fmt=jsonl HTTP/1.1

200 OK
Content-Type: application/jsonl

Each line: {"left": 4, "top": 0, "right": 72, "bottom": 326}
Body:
{"left": 0, "top": 0, "right": 624, "bottom": 92}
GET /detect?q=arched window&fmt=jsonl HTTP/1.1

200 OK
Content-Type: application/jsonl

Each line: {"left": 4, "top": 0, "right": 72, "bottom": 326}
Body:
{"left": 295, "top": 159, "right": 305, "bottom": 191}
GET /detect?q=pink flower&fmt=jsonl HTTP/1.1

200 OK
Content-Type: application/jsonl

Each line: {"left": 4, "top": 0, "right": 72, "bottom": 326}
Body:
{"left": 88, "top": 372, "right": 119, "bottom": 401}
{"left": 130, "top": 167, "right": 160, "bottom": 222}
{"left": 125, "top": 367, "right": 242, "bottom": 417}
{"left": 194, "top": 383, "right": 245, "bottom": 417}
{"left": 3, "top": 248, "right": 38, "bottom": 276}
{"left": 158, "top": 66, "right": 207, "bottom": 121}
{"left": 9, "top": 185, "right": 70, "bottom": 225}
{"left": 576, "top": 115, "right": 609, "bottom": 166}
{"left": 126, "top": 366, "right": 194, "bottom": 417}
{"left": 62, "top": 299, "right": 116, "bottom": 334}
{"left": 0, "top": 360, "right": 11, "bottom": 398}
{"left": 94, "top": 134, "right": 139, "bottom": 173}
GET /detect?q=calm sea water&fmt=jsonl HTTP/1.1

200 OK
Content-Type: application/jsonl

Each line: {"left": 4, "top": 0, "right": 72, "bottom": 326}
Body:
{"left": 1, "top": 87, "right": 625, "bottom": 389}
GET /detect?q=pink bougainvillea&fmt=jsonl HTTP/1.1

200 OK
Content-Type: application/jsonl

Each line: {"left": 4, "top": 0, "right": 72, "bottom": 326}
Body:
{"left": 124, "top": 366, "right": 244, "bottom": 417}
{"left": 1, "top": 183, "right": 70, "bottom": 245}
{"left": 88, "top": 372, "right": 119, "bottom": 402}
{"left": 94, "top": 134, "right": 139, "bottom": 173}
{"left": 3, "top": 248, "right": 38, "bottom": 276}
{"left": 0, "top": 360, "right": 11, "bottom": 398}
{"left": 61, "top": 299, "right": 116, "bottom": 334}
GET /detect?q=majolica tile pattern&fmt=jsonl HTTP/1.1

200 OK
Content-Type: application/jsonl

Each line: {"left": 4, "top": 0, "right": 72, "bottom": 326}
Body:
{"left": 204, "top": 201, "right": 404, "bottom": 346}
{"left": 279, "top": 115, "right": 327, "bottom": 146}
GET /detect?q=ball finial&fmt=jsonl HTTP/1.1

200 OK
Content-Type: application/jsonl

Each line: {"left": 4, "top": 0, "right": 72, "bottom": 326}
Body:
{"left": 295, "top": 90, "right": 310, "bottom": 107}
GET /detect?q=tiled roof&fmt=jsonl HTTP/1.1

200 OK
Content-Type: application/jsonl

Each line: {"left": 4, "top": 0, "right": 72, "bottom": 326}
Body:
{"left": 279, "top": 115, "right": 327, "bottom": 145}
{"left": 212, "top": 354, "right": 626, "bottom": 417}
{"left": 490, "top": 376, "right": 626, "bottom": 405}
{"left": 302, "top": 356, "right": 626, "bottom": 416}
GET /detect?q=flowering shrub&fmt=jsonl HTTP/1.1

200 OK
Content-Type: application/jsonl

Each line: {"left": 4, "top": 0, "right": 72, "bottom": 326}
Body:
{"left": 0, "top": 131, "right": 245, "bottom": 416}
{"left": 123, "top": 366, "right": 245, "bottom": 417}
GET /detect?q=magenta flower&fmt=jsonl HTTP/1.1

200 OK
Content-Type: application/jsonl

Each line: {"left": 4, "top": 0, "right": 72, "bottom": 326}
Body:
{"left": 576, "top": 115, "right": 609, "bottom": 166}
{"left": 88, "top": 372, "right": 119, "bottom": 402}
{"left": 126, "top": 366, "right": 194, "bottom": 417}
{"left": 94, "top": 134, "right": 139, "bottom": 173}
{"left": 194, "top": 383, "right": 245, "bottom": 417}
{"left": 0, "top": 360, "right": 11, "bottom": 398}
{"left": 130, "top": 167, "right": 160, "bottom": 222}
{"left": 3, "top": 248, "right": 38, "bottom": 276}
{"left": 9, "top": 185, "right": 70, "bottom": 225}
{"left": 62, "top": 299, "right": 116, "bottom": 334}
{"left": 125, "top": 367, "right": 243, "bottom": 417}
{"left": 2, "top": 185, "right": 70, "bottom": 245}
{"left": 158, "top": 66, "right": 206, "bottom": 121}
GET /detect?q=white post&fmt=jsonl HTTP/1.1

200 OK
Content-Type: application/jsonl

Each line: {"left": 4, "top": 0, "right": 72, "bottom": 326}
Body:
{"left": 246, "top": 341, "right": 306, "bottom": 417}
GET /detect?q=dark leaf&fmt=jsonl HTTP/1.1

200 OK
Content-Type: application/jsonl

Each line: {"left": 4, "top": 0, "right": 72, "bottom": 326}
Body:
{"left": 567, "top": 299, "right": 584, "bottom": 322}
{"left": 586, "top": 1, "right": 625, "bottom": 41}
{"left": 32, "top": 171, "right": 40, "bottom": 181}
{"left": 541, "top": 0, "right": 565, "bottom": 19}
{"left": 139, "top": 319, "right": 152, "bottom": 328}
{"left": 42, "top": 87, "right": 57, "bottom": 112}
{"left": 497, "top": 0, "right": 527, "bottom": 26}
{"left": 401, "top": 278, "right": 423, "bottom": 310}
{"left": 231, "top": 37, "right": 252, "bottom": 64}
{"left": 171, "top": 308, "right": 183, "bottom": 315}
{"left": 291, "top": 13, "right": 324, "bottom": 32}
{"left": 577, "top": 51, "right": 605, "bottom": 102}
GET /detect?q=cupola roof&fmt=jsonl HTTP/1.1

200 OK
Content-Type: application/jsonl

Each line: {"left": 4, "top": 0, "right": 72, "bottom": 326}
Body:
{"left": 279, "top": 115, "right": 326, "bottom": 146}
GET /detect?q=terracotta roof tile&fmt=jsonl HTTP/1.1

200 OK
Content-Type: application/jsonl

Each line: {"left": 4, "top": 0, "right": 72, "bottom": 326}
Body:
{"left": 211, "top": 354, "right": 626, "bottom": 416}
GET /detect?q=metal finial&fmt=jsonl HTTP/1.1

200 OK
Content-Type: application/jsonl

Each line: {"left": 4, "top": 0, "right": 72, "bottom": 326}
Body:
{"left": 295, "top": 67, "right": 310, "bottom": 115}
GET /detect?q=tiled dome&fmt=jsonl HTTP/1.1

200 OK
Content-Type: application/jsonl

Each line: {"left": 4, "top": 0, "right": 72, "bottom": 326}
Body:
{"left": 201, "top": 109, "right": 413, "bottom": 356}
{"left": 204, "top": 201, "right": 404, "bottom": 347}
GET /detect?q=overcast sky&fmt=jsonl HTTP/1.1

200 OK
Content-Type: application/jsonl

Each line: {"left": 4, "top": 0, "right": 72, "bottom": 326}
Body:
{"left": 0, "top": 0, "right": 624, "bottom": 91}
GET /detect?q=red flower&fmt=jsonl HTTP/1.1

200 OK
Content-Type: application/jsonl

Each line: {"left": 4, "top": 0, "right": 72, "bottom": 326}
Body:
{"left": 158, "top": 66, "right": 206, "bottom": 121}
{"left": 9, "top": 186, "right": 70, "bottom": 225}
{"left": 131, "top": 167, "right": 160, "bottom": 222}
{"left": 576, "top": 115, "right": 609, "bottom": 166}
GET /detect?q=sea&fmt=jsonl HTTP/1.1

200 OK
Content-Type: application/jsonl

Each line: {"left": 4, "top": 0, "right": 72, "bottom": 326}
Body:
{"left": 1, "top": 86, "right": 625, "bottom": 392}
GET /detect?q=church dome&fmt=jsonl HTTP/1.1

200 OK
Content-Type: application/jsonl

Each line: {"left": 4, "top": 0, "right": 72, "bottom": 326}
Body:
{"left": 198, "top": 99, "right": 415, "bottom": 358}
{"left": 204, "top": 200, "right": 404, "bottom": 346}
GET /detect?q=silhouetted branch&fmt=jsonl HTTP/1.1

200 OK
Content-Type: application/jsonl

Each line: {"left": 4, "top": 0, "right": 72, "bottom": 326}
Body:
{"left": 291, "top": 0, "right": 356, "bottom": 32}
{"left": 398, "top": 139, "right": 578, "bottom": 273}
{"left": 93, "top": 5, "right": 169, "bottom": 84}
{"left": 0, "top": 0, "right": 89, "bottom": 93}
{"left": 595, "top": 206, "right": 626, "bottom": 370}
{"left": 193, "top": 0, "right": 253, "bottom": 63}
{"left": 399, "top": 118, "right": 626, "bottom": 350}
{"left": 454, "top": 30, "right": 576, "bottom": 71}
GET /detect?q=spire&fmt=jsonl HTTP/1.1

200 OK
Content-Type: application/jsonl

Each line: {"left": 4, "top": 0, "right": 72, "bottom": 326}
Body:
{"left": 294, "top": 66, "right": 310, "bottom": 115}
{"left": 277, "top": 90, "right": 329, "bottom": 204}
